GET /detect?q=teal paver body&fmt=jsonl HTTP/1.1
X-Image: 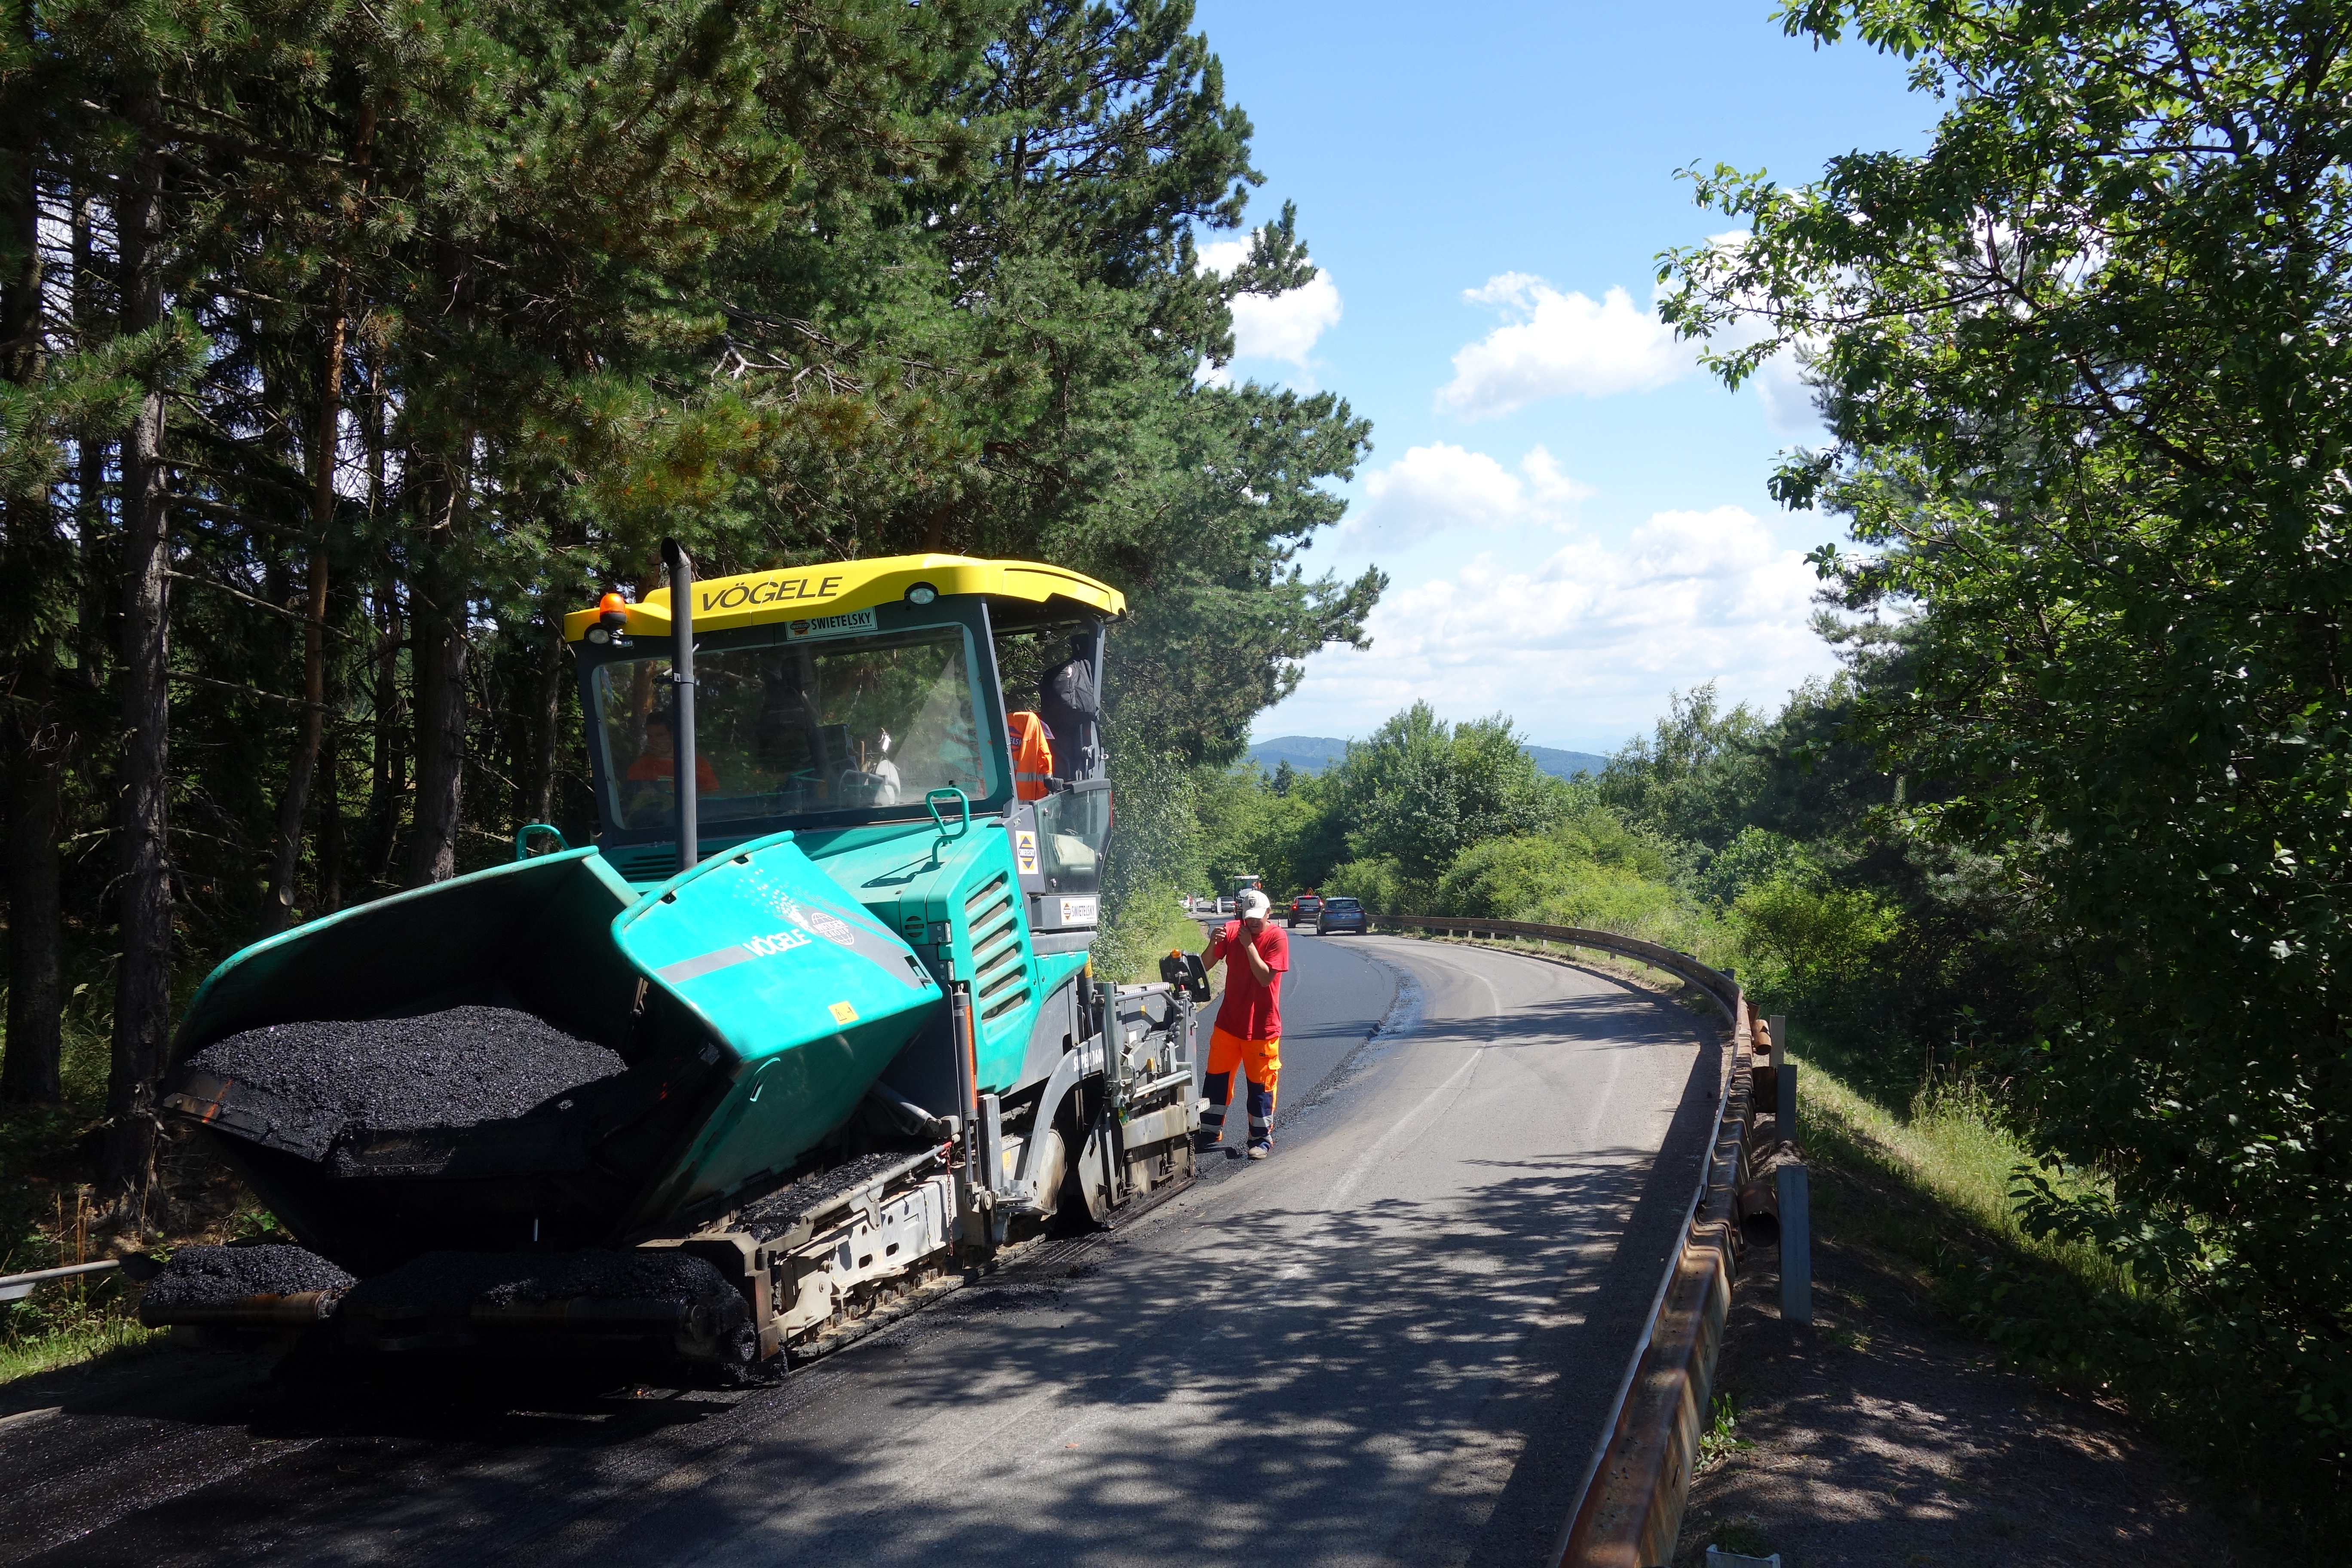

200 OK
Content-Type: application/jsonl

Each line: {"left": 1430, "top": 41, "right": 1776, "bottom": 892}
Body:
{"left": 167, "top": 815, "right": 1079, "bottom": 1261}
{"left": 612, "top": 830, "right": 943, "bottom": 1218}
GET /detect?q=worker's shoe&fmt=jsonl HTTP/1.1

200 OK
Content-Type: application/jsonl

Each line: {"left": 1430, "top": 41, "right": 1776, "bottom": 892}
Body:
{"left": 1193, "top": 1128, "right": 1222, "bottom": 1155}
{"left": 1247, "top": 1140, "right": 1271, "bottom": 1161}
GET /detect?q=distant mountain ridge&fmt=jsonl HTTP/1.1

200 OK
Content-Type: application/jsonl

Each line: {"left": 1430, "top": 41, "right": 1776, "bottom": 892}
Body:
{"left": 1246, "top": 735, "right": 1610, "bottom": 781}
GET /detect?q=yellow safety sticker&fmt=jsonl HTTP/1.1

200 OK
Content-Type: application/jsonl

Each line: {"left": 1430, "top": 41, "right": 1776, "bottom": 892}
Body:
{"left": 829, "top": 1001, "right": 859, "bottom": 1025}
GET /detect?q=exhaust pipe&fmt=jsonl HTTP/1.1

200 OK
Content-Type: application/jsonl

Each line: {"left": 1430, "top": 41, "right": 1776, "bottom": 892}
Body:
{"left": 663, "top": 537, "right": 698, "bottom": 873}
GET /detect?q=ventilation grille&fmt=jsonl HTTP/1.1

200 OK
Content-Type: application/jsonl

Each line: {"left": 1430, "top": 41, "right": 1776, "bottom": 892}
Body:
{"left": 966, "top": 873, "right": 1032, "bottom": 1021}
{"left": 609, "top": 845, "right": 677, "bottom": 882}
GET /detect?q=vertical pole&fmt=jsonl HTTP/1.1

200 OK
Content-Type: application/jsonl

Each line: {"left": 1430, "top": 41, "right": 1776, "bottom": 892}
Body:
{"left": 1777, "top": 1161, "right": 1812, "bottom": 1324}
{"left": 1778, "top": 1056, "right": 1798, "bottom": 1144}
{"left": 662, "top": 538, "right": 697, "bottom": 874}
{"left": 948, "top": 984, "right": 977, "bottom": 1155}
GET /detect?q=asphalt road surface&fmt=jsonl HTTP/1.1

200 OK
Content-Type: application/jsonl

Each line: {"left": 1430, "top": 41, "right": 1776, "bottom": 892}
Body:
{"left": 0, "top": 934, "right": 1722, "bottom": 1568}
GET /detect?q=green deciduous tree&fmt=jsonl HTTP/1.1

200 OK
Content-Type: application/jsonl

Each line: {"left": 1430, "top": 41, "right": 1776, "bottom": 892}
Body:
{"left": 1664, "top": 0, "right": 2352, "bottom": 1504}
{"left": 1325, "top": 704, "right": 1557, "bottom": 884}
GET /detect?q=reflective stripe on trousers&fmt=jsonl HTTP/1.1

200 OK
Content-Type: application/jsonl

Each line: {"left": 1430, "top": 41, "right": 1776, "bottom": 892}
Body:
{"left": 1202, "top": 1070, "right": 1276, "bottom": 1145}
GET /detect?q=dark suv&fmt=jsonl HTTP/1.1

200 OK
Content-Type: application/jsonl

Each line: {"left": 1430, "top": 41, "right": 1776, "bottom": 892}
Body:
{"left": 1316, "top": 896, "right": 1367, "bottom": 935}
{"left": 1286, "top": 892, "right": 1323, "bottom": 928}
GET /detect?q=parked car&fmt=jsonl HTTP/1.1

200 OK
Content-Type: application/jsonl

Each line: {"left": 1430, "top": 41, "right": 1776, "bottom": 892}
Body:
{"left": 1287, "top": 892, "right": 1323, "bottom": 928}
{"left": 1316, "top": 896, "right": 1368, "bottom": 935}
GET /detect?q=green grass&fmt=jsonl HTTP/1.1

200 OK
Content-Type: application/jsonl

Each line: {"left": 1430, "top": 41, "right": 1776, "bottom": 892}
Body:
{"left": 0, "top": 1312, "right": 159, "bottom": 1385}
{"left": 1099, "top": 892, "right": 1208, "bottom": 985}
{"left": 1779, "top": 1032, "right": 2303, "bottom": 1546}
{"left": 1792, "top": 1042, "right": 2135, "bottom": 1304}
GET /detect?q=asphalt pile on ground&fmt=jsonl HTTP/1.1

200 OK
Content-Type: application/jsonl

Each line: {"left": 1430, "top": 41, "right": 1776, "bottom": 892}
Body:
{"left": 141, "top": 1244, "right": 356, "bottom": 1315}
{"left": 738, "top": 1148, "right": 925, "bottom": 1241}
{"left": 180, "top": 1006, "right": 628, "bottom": 1161}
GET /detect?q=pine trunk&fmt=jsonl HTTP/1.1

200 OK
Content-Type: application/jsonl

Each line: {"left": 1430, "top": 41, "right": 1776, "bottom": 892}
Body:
{"left": 263, "top": 102, "right": 369, "bottom": 933}
{"left": 365, "top": 576, "right": 405, "bottom": 882}
{"left": 260, "top": 309, "right": 348, "bottom": 931}
{"left": 3, "top": 646, "right": 64, "bottom": 1108}
{"left": 104, "top": 86, "right": 175, "bottom": 1222}
{"left": 407, "top": 535, "right": 468, "bottom": 886}
{"left": 524, "top": 618, "right": 566, "bottom": 824}
{"left": 318, "top": 729, "right": 345, "bottom": 913}
{"left": 0, "top": 45, "right": 61, "bottom": 1107}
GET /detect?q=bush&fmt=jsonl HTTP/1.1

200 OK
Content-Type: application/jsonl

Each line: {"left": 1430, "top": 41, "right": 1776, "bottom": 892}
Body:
{"left": 1728, "top": 873, "right": 1899, "bottom": 1017}
{"left": 1323, "top": 854, "right": 1423, "bottom": 918}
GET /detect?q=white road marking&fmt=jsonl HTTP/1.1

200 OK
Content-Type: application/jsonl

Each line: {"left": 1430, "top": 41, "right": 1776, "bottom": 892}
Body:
{"left": 1317, "top": 1043, "right": 1488, "bottom": 1218}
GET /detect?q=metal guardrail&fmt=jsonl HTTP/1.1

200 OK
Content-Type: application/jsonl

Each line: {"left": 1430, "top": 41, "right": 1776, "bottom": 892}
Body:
{"left": 1379, "top": 914, "right": 1757, "bottom": 1568}
{"left": 0, "top": 1259, "right": 122, "bottom": 1302}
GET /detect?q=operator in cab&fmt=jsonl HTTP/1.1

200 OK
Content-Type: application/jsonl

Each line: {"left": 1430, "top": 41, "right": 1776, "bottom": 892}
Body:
{"left": 1196, "top": 888, "right": 1288, "bottom": 1161}
{"left": 624, "top": 707, "right": 718, "bottom": 823}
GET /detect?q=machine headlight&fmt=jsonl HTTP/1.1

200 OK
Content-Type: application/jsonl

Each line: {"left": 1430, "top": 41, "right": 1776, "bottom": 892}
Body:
{"left": 905, "top": 582, "right": 938, "bottom": 606}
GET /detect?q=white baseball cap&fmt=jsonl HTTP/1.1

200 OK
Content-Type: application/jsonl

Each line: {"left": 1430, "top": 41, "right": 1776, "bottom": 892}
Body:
{"left": 1237, "top": 888, "right": 1271, "bottom": 918}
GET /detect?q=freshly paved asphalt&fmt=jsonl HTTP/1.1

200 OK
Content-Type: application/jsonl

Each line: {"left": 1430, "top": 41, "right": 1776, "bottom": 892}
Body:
{"left": 0, "top": 933, "right": 1721, "bottom": 1568}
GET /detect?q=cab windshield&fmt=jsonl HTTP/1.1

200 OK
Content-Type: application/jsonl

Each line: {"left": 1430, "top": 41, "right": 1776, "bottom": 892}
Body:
{"left": 589, "top": 622, "right": 998, "bottom": 833}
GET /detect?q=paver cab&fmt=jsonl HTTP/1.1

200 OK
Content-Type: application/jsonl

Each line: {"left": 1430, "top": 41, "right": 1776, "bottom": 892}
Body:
{"left": 148, "top": 552, "right": 1207, "bottom": 1373}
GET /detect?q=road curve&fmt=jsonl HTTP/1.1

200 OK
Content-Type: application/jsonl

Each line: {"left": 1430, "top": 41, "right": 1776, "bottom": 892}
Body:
{"left": 0, "top": 934, "right": 1723, "bottom": 1568}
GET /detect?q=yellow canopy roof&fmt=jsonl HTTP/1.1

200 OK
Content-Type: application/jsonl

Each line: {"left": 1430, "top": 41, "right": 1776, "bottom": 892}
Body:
{"left": 563, "top": 554, "right": 1125, "bottom": 643}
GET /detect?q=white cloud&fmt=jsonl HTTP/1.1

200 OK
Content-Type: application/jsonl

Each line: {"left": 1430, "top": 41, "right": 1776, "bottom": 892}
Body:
{"left": 1436, "top": 250, "right": 1828, "bottom": 433}
{"left": 1196, "top": 238, "right": 1343, "bottom": 381}
{"left": 1437, "top": 275, "right": 1688, "bottom": 419}
{"left": 1341, "top": 442, "right": 1592, "bottom": 548}
{"left": 1261, "top": 505, "right": 1839, "bottom": 747}
{"left": 1752, "top": 342, "right": 1825, "bottom": 436}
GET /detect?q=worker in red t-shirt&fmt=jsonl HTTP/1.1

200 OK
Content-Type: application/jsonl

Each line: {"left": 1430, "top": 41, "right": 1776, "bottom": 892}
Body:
{"left": 1197, "top": 888, "right": 1289, "bottom": 1160}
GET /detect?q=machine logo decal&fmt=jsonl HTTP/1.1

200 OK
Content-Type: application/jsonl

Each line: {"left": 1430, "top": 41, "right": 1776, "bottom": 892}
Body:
{"left": 654, "top": 928, "right": 810, "bottom": 983}
{"left": 784, "top": 609, "right": 877, "bottom": 640}
{"left": 1015, "top": 830, "right": 1038, "bottom": 875}
{"left": 697, "top": 573, "right": 845, "bottom": 612}
{"left": 745, "top": 929, "right": 814, "bottom": 957}
{"left": 774, "top": 900, "right": 930, "bottom": 990}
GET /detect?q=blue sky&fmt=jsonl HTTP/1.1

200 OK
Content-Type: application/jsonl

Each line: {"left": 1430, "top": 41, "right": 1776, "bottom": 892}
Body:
{"left": 1190, "top": 0, "right": 1936, "bottom": 753}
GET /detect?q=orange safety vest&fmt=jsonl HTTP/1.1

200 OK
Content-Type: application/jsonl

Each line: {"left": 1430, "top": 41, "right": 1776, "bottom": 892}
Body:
{"left": 1008, "top": 710, "right": 1055, "bottom": 801}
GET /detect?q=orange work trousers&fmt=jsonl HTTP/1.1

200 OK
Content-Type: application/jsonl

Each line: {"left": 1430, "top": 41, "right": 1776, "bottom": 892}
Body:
{"left": 1202, "top": 1027, "right": 1280, "bottom": 1146}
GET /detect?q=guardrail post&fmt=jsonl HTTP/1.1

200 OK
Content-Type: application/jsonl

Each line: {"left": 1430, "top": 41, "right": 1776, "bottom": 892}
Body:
{"left": 1776, "top": 1161, "right": 1811, "bottom": 1325}
{"left": 1776, "top": 1055, "right": 1797, "bottom": 1142}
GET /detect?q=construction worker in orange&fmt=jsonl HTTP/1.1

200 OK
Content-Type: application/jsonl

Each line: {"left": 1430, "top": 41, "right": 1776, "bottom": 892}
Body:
{"left": 623, "top": 708, "right": 719, "bottom": 823}
{"left": 1197, "top": 887, "right": 1288, "bottom": 1160}
{"left": 1008, "top": 710, "right": 1055, "bottom": 801}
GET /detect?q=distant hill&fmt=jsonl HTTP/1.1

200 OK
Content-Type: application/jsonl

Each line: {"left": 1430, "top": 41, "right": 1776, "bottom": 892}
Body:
{"left": 1524, "top": 744, "right": 1611, "bottom": 780}
{"left": 1246, "top": 735, "right": 1353, "bottom": 775}
{"left": 1247, "top": 735, "right": 1610, "bottom": 781}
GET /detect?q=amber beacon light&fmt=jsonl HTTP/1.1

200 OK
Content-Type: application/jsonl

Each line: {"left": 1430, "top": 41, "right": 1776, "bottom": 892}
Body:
{"left": 588, "top": 592, "right": 630, "bottom": 644}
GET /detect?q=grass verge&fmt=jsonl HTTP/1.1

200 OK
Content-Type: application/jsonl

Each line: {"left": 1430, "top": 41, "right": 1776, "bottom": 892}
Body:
{"left": 1, "top": 1097, "right": 265, "bottom": 1387}
{"left": 1780, "top": 1030, "right": 2310, "bottom": 1546}
{"left": 1100, "top": 892, "right": 1207, "bottom": 985}
{"left": 0, "top": 1312, "right": 160, "bottom": 1384}
{"left": 1791, "top": 1043, "right": 2134, "bottom": 1304}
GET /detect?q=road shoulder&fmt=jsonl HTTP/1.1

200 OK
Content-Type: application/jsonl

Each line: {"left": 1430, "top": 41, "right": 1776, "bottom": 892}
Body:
{"left": 1678, "top": 1134, "right": 2245, "bottom": 1567}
